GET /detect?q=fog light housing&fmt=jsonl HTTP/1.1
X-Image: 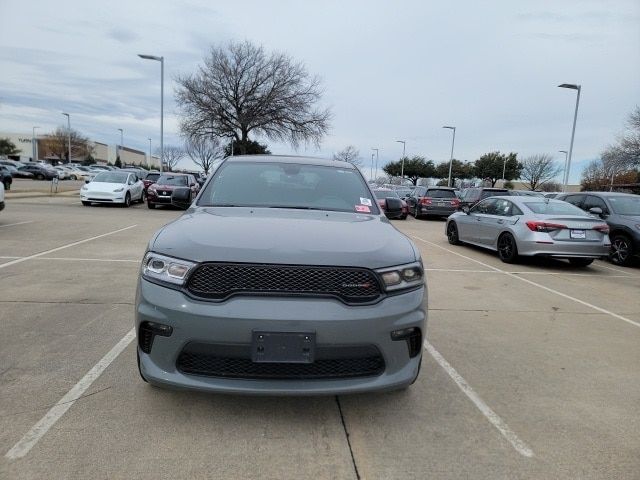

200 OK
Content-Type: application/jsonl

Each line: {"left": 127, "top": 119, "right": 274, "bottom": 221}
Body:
{"left": 138, "top": 321, "right": 173, "bottom": 354}
{"left": 391, "top": 327, "right": 422, "bottom": 358}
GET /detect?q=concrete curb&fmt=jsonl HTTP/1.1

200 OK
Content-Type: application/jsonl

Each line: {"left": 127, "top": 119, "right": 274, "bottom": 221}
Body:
{"left": 5, "top": 190, "right": 80, "bottom": 200}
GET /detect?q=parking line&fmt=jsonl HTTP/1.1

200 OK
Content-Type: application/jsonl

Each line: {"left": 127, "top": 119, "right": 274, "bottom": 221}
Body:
{"left": 594, "top": 261, "right": 639, "bottom": 277}
{"left": 425, "top": 268, "right": 628, "bottom": 278}
{"left": 0, "top": 225, "right": 137, "bottom": 270}
{"left": 413, "top": 235, "right": 640, "bottom": 329}
{"left": 5, "top": 328, "right": 136, "bottom": 460}
{"left": 0, "top": 221, "right": 34, "bottom": 228}
{"left": 424, "top": 341, "right": 534, "bottom": 458}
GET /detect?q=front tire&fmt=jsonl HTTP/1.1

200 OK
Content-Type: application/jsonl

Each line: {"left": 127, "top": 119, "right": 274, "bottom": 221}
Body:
{"left": 3, "top": 181, "right": 10, "bottom": 191}
{"left": 497, "top": 233, "right": 519, "bottom": 263}
{"left": 82, "top": 201, "right": 91, "bottom": 206}
{"left": 147, "top": 201, "right": 155, "bottom": 209}
{"left": 609, "top": 234, "right": 634, "bottom": 266}
{"left": 569, "top": 258, "right": 594, "bottom": 267}
{"left": 123, "top": 192, "right": 131, "bottom": 208}
{"left": 36, "top": 173, "right": 44, "bottom": 180}
{"left": 71, "top": 175, "right": 77, "bottom": 180}
{"left": 447, "top": 221, "right": 461, "bottom": 245}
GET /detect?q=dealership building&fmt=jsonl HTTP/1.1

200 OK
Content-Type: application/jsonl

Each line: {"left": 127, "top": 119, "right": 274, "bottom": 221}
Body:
{"left": 0, "top": 131, "right": 160, "bottom": 168}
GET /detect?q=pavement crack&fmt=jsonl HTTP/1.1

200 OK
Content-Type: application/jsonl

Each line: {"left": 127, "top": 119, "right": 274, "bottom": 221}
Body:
{"left": 0, "top": 386, "right": 112, "bottom": 418}
{"left": 335, "top": 396, "right": 361, "bottom": 480}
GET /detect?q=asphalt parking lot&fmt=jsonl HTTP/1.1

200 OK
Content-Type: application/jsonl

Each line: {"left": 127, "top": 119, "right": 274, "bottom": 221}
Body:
{"left": 1, "top": 197, "right": 639, "bottom": 480}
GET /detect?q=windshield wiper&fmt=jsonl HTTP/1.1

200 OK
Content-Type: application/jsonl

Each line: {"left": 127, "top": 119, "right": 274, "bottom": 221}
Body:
{"left": 267, "top": 205, "right": 343, "bottom": 212}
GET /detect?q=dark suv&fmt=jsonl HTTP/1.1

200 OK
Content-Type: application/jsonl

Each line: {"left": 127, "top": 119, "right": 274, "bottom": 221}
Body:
{"left": 407, "top": 186, "right": 460, "bottom": 218}
{"left": 0, "top": 166, "right": 13, "bottom": 191}
{"left": 459, "top": 187, "right": 510, "bottom": 209}
{"left": 556, "top": 192, "right": 640, "bottom": 266}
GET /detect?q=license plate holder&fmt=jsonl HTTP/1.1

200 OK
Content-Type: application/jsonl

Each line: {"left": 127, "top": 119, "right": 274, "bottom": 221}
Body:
{"left": 251, "top": 331, "right": 315, "bottom": 363}
{"left": 570, "top": 229, "right": 586, "bottom": 239}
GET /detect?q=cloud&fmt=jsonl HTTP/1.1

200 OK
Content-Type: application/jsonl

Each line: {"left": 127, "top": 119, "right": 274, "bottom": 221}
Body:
{"left": 107, "top": 27, "right": 140, "bottom": 44}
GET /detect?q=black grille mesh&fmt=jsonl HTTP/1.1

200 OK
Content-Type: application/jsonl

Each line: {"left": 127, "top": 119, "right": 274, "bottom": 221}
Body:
{"left": 186, "top": 263, "right": 381, "bottom": 303}
{"left": 177, "top": 343, "right": 385, "bottom": 380}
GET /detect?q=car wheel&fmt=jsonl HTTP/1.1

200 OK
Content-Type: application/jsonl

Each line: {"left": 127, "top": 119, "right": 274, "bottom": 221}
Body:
{"left": 497, "top": 232, "right": 519, "bottom": 263}
{"left": 401, "top": 214, "right": 407, "bottom": 220}
{"left": 71, "top": 175, "right": 77, "bottom": 180}
{"left": 3, "top": 181, "right": 10, "bottom": 191}
{"left": 414, "top": 205, "right": 421, "bottom": 219}
{"left": 123, "top": 192, "right": 131, "bottom": 208}
{"left": 609, "top": 234, "right": 633, "bottom": 266}
{"left": 81, "top": 201, "right": 91, "bottom": 206}
{"left": 136, "top": 350, "right": 148, "bottom": 383}
{"left": 147, "top": 201, "right": 155, "bottom": 209}
{"left": 36, "top": 173, "right": 44, "bottom": 180}
{"left": 446, "top": 221, "right": 461, "bottom": 245}
{"left": 140, "top": 190, "right": 146, "bottom": 203}
{"left": 569, "top": 258, "right": 594, "bottom": 267}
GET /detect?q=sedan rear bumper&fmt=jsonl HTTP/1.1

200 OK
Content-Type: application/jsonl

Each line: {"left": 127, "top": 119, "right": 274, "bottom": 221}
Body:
{"left": 518, "top": 239, "right": 610, "bottom": 258}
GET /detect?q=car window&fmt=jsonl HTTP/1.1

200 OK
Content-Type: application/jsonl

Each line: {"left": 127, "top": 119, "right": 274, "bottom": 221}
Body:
{"left": 608, "top": 196, "right": 640, "bottom": 215}
{"left": 463, "top": 189, "right": 479, "bottom": 201}
{"left": 584, "top": 195, "right": 608, "bottom": 214}
{"left": 493, "top": 198, "right": 514, "bottom": 216}
{"left": 562, "top": 194, "right": 585, "bottom": 208}
{"left": 471, "top": 198, "right": 496, "bottom": 214}
{"left": 426, "top": 189, "right": 456, "bottom": 198}
{"left": 93, "top": 172, "right": 129, "bottom": 183}
{"left": 524, "top": 201, "right": 590, "bottom": 216}
{"left": 158, "top": 175, "right": 188, "bottom": 186}
{"left": 199, "top": 161, "right": 379, "bottom": 214}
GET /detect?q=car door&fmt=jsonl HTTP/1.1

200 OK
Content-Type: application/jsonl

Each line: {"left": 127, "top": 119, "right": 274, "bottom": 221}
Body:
{"left": 481, "top": 198, "right": 518, "bottom": 246}
{"left": 458, "top": 198, "right": 496, "bottom": 243}
{"left": 583, "top": 195, "right": 609, "bottom": 218}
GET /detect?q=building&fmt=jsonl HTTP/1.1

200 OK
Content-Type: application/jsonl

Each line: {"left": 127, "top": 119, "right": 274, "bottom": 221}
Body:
{"left": 0, "top": 131, "right": 160, "bottom": 169}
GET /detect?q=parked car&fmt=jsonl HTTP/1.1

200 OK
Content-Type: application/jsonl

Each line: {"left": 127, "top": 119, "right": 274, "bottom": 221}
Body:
{"left": 556, "top": 192, "right": 640, "bottom": 266}
{"left": 80, "top": 171, "right": 144, "bottom": 207}
{"left": 406, "top": 186, "right": 460, "bottom": 218}
{"left": 372, "top": 188, "right": 408, "bottom": 219}
{"left": 135, "top": 155, "right": 426, "bottom": 394}
{"left": 53, "top": 166, "right": 71, "bottom": 180}
{"left": 142, "top": 171, "right": 161, "bottom": 193}
{"left": 445, "top": 196, "right": 610, "bottom": 265}
{"left": 458, "top": 187, "right": 510, "bottom": 208}
{"left": 543, "top": 192, "right": 561, "bottom": 199}
{"left": 2, "top": 164, "right": 33, "bottom": 179}
{"left": 394, "top": 187, "right": 413, "bottom": 199}
{"left": 509, "top": 190, "right": 545, "bottom": 197}
{"left": 0, "top": 166, "right": 13, "bottom": 190}
{"left": 147, "top": 173, "right": 200, "bottom": 210}
{"left": 60, "top": 165, "right": 89, "bottom": 180}
{"left": 18, "top": 164, "right": 58, "bottom": 180}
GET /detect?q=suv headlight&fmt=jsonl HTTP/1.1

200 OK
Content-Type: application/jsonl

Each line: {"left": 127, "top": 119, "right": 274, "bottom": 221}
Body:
{"left": 141, "top": 252, "right": 197, "bottom": 286}
{"left": 376, "top": 262, "right": 424, "bottom": 292}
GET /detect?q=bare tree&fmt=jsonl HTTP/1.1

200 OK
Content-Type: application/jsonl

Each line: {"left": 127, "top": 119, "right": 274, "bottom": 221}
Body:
{"left": 519, "top": 154, "right": 562, "bottom": 191}
{"left": 185, "top": 136, "right": 224, "bottom": 175}
{"left": 333, "top": 145, "right": 362, "bottom": 167}
{"left": 158, "top": 145, "right": 185, "bottom": 171}
{"left": 42, "top": 126, "right": 93, "bottom": 163}
{"left": 175, "top": 40, "right": 331, "bottom": 154}
{"left": 619, "top": 106, "right": 640, "bottom": 165}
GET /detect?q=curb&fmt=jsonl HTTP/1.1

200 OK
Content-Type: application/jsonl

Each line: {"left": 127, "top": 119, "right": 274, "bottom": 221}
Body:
{"left": 5, "top": 190, "right": 80, "bottom": 200}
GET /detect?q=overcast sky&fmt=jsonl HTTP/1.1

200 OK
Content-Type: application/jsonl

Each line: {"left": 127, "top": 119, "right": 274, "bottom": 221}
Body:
{"left": 1, "top": 0, "right": 639, "bottom": 182}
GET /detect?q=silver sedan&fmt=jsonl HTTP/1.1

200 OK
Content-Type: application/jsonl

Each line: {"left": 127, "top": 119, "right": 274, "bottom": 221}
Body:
{"left": 445, "top": 196, "right": 611, "bottom": 266}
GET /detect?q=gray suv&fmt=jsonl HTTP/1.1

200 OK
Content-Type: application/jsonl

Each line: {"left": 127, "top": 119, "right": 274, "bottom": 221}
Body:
{"left": 135, "top": 155, "right": 426, "bottom": 394}
{"left": 556, "top": 192, "right": 640, "bottom": 266}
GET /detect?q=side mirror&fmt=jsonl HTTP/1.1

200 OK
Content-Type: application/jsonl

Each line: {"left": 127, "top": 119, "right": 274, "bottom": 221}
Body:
{"left": 589, "top": 207, "right": 603, "bottom": 217}
{"left": 462, "top": 205, "right": 470, "bottom": 214}
{"left": 171, "top": 187, "right": 192, "bottom": 209}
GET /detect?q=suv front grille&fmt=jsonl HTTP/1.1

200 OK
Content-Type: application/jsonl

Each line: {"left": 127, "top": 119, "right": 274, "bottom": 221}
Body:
{"left": 176, "top": 343, "right": 385, "bottom": 380}
{"left": 186, "top": 263, "right": 382, "bottom": 303}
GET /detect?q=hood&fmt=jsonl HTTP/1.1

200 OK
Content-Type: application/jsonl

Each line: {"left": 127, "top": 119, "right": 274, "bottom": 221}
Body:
{"left": 152, "top": 207, "right": 417, "bottom": 269}
{"left": 151, "top": 184, "right": 180, "bottom": 190}
{"left": 85, "top": 181, "right": 125, "bottom": 192}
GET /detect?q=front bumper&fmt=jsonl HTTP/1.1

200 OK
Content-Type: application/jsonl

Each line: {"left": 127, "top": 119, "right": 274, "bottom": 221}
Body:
{"left": 147, "top": 191, "right": 173, "bottom": 203}
{"left": 135, "top": 278, "right": 426, "bottom": 395}
{"left": 80, "top": 191, "right": 125, "bottom": 203}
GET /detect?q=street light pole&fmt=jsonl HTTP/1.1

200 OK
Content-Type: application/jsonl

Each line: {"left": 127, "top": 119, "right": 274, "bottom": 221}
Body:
{"left": 558, "top": 83, "right": 581, "bottom": 192}
{"left": 558, "top": 150, "right": 568, "bottom": 186}
{"left": 62, "top": 113, "right": 71, "bottom": 164}
{"left": 442, "top": 126, "right": 456, "bottom": 187}
{"left": 148, "top": 138, "right": 152, "bottom": 169}
{"left": 32, "top": 126, "right": 40, "bottom": 161}
{"left": 118, "top": 128, "right": 123, "bottom": 164}
{"left": 371, "top": 148, "right": 379, "bottom": 181}
{"left": 396, "top": 140, "right": 406, "bottom": 184}
{"left": 370, "top": 153, "right": 374, "bottom": 180}
{"left": 138, "top": 54, "right": 164, "bottom": 171}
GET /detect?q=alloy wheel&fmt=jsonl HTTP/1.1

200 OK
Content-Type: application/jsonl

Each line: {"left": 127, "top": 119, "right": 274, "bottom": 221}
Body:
{"left": 610, "top": 236, "right": 631, "bottom": 265}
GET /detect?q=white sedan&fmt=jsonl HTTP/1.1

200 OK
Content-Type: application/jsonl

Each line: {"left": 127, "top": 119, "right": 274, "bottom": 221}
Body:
{"left": 81, "top": 171, "right": 144, "bottom": 207}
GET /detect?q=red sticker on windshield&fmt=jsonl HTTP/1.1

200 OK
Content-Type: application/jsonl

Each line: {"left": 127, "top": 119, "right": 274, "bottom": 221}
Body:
{"left": 355, "top": 205, "right": 371, "bottom": 213}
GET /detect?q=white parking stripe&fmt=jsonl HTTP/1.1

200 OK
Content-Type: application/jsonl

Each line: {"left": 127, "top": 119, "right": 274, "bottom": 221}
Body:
{"left": 425, "top": 268, "right": 628, "bottom": 278}
{"left": 424, "top": 341, "right": 534, "bottom": 458}
{"left": 5, "top": 328, "right": 136, "bottom": 460}
{"left": 0, "top": 221, "right": 34, "bottom": 228}
{"left": 0, "top": 225, "right": 137, "bottom": 270}
{"left": 38, "top": 257, "right": 140, "bottom": 263}
{"left": 413, "top": 235, "right": 640, "bottom": 329}
{"left": 594, "top": 261, "right": 639, "bottom": 277}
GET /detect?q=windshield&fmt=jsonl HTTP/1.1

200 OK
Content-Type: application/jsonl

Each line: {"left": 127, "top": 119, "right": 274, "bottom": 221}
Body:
{"left": 157, "top": 175, "right": 188, "bottom": 186}
{"left": 199, "top": 161, "right": 378, "bottom": 214}
{"left": 145, "top": 173, "right": 160, "bottom": 182}
{"left": 524, "top": 201, "right": 589, "bottom": 216}
{"left": 373, "top": 190, "right": 399, "bottom": 199}
{"left": 92, "top": 172, "right": 128, "bottom": 184}
{"left": 608, "top": 196, "right": 640, "bottom": 215}
{"left": 395, "top": 188, "right": 412, "bottom": 197}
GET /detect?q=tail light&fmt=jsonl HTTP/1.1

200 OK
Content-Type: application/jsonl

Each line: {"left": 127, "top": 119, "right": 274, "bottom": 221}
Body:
{"left": 593, "top": 224, "right": 609, "bottom": 234}
{"left": 450, "top": 198, "right": 460, "bottom": 207}
{"left": 525, "top": 221, "right": 567, "bottom": 232}
{"left": 419, "top": 197, "right": 432, "bottom": 205}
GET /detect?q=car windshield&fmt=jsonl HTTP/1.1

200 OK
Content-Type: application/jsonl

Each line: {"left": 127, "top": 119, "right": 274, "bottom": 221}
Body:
{"left": 608, "top": 196, "right": 640, "bottom": 215}
{"left": 92, "top": 172, "right": 128, "bottom": 184}
{"left": 481, "top": 190, "right": 509, "bottom": 199}
{"left": 199, "top": 161, "right": 379, "bottom": 213}
{"left": 395, "top": 188, "right": 412, "bottom": 197}
{"left": 157, "top": 175, "right": 188, "bottom": 186}
{"left": 428, "top": 189, "right": 456, "bottom": 198}
{"left": 145, "top": 173, "right": 160, "bottom": 182}
{"left": 524, "top": 201, "right": 589, "bottom": 216}
{"left": 373, "top": 190, "right": 399, "bottom": 199}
